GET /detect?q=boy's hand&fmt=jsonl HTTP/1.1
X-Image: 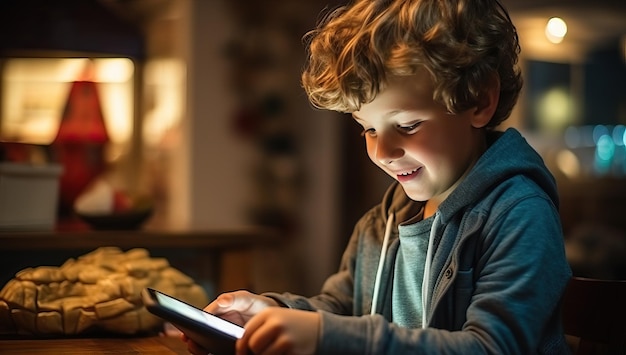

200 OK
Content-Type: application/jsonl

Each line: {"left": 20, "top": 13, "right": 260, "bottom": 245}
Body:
{"left": 183, "top": 290, "right": 281, "bottom": 355}
{"left": 205, "top": 290, "right": 281, "bottom": 326}
{"left": 237, "top": 308, "right": 320, "bottom": 355}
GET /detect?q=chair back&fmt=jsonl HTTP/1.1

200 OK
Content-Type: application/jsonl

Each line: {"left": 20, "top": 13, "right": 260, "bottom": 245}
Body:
{"left": 562, "top": 276, "right": 626, "bottom": 354}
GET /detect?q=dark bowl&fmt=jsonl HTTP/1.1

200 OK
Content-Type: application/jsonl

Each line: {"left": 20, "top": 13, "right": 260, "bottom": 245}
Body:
{"left": 76, "top": 208, "right": 154, "bottom": 230}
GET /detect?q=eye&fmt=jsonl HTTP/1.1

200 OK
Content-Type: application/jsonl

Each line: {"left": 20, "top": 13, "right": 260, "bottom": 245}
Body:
{"left": 360, "top": 128, "right": 377, "bottom": 137}
{"left": 398, "top": 121, "right": 422, "bottom": 133}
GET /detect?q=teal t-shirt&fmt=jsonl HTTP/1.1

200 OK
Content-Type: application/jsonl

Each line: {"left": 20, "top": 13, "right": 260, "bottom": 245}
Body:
{"left": 392, "top": 215, "right": 434, "bottom": 328}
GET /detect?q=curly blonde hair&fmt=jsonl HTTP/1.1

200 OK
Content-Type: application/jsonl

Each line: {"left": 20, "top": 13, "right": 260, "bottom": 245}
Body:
{"left": 301, "top": 0, "right": 523, "bottom": 128}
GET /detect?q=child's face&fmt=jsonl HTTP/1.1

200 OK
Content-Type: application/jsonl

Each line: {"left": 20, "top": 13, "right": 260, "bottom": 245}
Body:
{"left": 352, "top": 72, "right": 488, "bottom": 205}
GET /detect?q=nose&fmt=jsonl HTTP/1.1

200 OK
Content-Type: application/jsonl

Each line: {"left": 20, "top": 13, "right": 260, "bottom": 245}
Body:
{"left": 371, "top": 131, "right": 403, "bottom": 165}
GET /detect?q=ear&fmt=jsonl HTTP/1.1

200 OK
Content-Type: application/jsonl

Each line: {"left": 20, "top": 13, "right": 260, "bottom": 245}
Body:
{"left": 470, "top": 74, "right": 500, "bottom": 128}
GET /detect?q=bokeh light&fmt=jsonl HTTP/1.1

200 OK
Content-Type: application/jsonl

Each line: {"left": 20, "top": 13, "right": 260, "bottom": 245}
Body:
{"left": 545, "top": 17, "right": 568, "bottom": 44}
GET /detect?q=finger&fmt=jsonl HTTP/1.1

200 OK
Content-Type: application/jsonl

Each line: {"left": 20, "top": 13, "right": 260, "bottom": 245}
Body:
{"left": 204, "top": 293, "right": 234, "bottom": 313}
{"left": 255, "top": 334, "right": 290, "bottom": 355}
{"left": 236, "top": 311, "right": 265, "bottom": 355}
{"left": 247, "top": 325, "right": 282, "bottom": 355}
{"left": 242, "top": 312, "right": 284, "bottom": 355}
{"left": 207, "top": 291, "right": 258, "bottom": 314}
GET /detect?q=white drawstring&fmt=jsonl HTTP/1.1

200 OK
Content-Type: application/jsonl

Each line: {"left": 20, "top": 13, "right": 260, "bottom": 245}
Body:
{"left": 370, "top": 213, "right": 395, "bottom": 315}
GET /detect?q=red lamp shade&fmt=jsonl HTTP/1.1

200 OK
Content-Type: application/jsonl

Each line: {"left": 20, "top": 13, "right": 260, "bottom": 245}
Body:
{"left": 53, "top": 80, "right": 109, "bottom": 216}
{"left": 55, "top": 80, "right": 109, "bottom": 144}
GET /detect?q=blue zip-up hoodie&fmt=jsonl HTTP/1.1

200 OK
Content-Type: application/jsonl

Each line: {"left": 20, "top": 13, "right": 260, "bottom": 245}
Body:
{"left": 265, "top": 128, "right": 572, "bottom": 354}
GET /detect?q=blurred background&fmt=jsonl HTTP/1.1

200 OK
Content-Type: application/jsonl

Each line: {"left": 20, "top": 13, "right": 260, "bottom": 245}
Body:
{"left": 0, "top": 0, "right": 625, "bottom": 297}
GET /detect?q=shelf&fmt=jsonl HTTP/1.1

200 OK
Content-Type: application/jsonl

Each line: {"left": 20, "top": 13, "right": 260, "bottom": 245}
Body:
{"left": 0, "top": 226, "right": 280, "bottom": 251}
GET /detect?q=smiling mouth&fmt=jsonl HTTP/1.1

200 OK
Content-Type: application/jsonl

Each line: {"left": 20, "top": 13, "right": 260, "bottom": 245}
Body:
{"left": 396, "top": 167, "right": 422, "bottom": 182}
{"left": 398, "top": 167, "right": 420, "bottom": 177}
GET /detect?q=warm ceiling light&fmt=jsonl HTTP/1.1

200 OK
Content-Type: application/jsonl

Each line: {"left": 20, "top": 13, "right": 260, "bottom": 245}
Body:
{"left": 545, "top": 17, "right": 567, "bottom": 44}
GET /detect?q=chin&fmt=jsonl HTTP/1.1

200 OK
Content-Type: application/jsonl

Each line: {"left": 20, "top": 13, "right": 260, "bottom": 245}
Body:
{"left": 399, "top": 185, "right": 429, "bottom": 202}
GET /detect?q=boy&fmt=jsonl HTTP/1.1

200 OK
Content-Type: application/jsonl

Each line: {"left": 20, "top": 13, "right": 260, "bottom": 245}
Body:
{"left": 187, "top": 0, "right": 572, "bottom": 353}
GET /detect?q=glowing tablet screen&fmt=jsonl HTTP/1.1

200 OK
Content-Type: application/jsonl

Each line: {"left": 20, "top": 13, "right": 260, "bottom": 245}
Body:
{"left": 155, "top": 291, "right": 244, "bottom": 339}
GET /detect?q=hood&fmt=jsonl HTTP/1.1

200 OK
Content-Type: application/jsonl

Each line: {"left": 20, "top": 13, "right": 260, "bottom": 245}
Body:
{"left": 439, "top": 128, "right": 558, "bottom": 223}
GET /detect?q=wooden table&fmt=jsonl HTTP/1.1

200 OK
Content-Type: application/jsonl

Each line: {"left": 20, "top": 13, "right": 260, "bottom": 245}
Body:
{"left": 0, "top": 335, "right": 190, "bottom": 354}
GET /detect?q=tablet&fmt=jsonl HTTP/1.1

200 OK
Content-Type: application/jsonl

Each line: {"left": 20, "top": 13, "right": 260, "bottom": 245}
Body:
{"left": 142, "top": 288, "right": 244, "bottom": 355}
